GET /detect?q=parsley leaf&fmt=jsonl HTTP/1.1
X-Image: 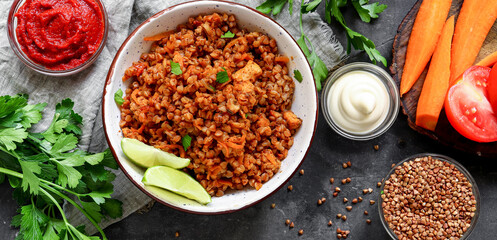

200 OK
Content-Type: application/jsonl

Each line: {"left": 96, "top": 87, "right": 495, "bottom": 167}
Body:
{"left": 344, "top": 25, "right": 387, "bottom": 66}
{"left": 55, "top": 99, "right": 82, "bottom": 135}
{"left": 297, "top": 1, "right": 329, "bottom": 91}
{"left": 38, "top": 164, "right": 58, "bottom": 182}
{"left": 0, "top": 109, "right": 23, "bottom": 128}
{"left": 114, "top": 89, "right": 124, "bottom": 106}
{"left": 84, "top": 165, "right": 114, "bottom": 183}
{"left": 0, "top": 128, "right": 28, "bottom": 151}
{"left": 221, "top": 31, "right": 235, "bottom": 38}
{"left": 41, "top": 118, "right": 67, "bottom": 143}
{"left": 301, "top": 0, "right": 322, "bottom": 13}
{"left": 170, "top": 61, "right": 183, "bottom": 75}
{"left": 351, "top": 0, "right": 370, "bottom": 22}
{"left": 19, "top": 203, "right": 49, "bottom": 240}
{"left": 50, "top": 133, "right": 78, "bottom": 154}
{"left": 55, "top": 161, "right": 83, "bottom": 188}
{"left": 80, "top": 201, "right": 103, "bottom": 223}
{"left": 0, "top": 95, "right": 27, "bottom": 119}
{"left": 100, "top": 149, "right": 118, "bottom": 170}
{"left": 182, "top": 134, "right": 192, "bottom": 151}
{"left": 43, "top": 220, "right": 60, "bottom": 240}
{"left": 363, "top": 2, "right": 387, "bottom": 19}
{"left": 11, "top": 213, "right": 22, "bottom": 227}
{"left": 294, "top": 70, "right": 303, "bottom": 83}
{"left": 84, "top": 152, "right": 105, "bottom": 165}
{"left": 216, "top": 67, "right": 229, "bottom": 84}
{"left": 87, "top": 187, "right": 113, "bottom": 205}
{"left": 19, "top": 160, "right": 41, "bottom": 194}
{"left": 325, "top": 0, "right": 387, "bottom": 66}
{"left": 101, "top": 199, "right": 123, "bottom": 219}
{"left": 19, "top": 103, "right": 46, "bottom": 129}
{"left": 57, "top": 154, "right": 86, "bottom": 167}
{"left": 256, "top": 0, "right": 291, "bottom": 16}
{"left": 351, "top": 0, "right": 387, "bottom": 23}
{"left": 67, "top": 225, "right": 93, "bottom": 240}
{"left": 337, "top": 0, "right": 348, "bottom": 7}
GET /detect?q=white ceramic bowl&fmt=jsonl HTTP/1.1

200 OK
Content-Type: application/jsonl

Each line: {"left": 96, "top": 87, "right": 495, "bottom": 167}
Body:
{"left": 102, "top": 0, "right": 317, "bottom": 214}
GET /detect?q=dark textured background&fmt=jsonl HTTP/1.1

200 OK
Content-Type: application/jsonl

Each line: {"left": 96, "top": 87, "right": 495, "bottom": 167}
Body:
{"left": 2, "top": 0, "right": 497, "bottom": 239}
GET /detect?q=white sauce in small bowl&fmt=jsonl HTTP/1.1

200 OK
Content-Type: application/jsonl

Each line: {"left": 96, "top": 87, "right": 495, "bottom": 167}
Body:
{"left": 327, "top": 70, "right": 390, "bottom": 134}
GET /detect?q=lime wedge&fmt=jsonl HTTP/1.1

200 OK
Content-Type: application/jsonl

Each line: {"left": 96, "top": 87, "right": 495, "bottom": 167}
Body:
{"left": 144, "top": 185, "right": 203, "bottom": 207}
{"left": 142, "top": 166, "right": 211, "bottom": 205}
{"left": 121, "top": 138, "right": 190, "bottom": 169}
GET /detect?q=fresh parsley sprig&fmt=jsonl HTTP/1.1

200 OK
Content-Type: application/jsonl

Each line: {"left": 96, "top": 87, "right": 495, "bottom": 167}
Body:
{"left": 0, "top": 95, "right": 122, "bottom": 240}
{"left": 256, "top": 0, "right": 388, "bottom": 89}
{"left": 325, "top": 0, "right": 387, "bottom": 66}
{"left": 257, "top": 0, "right": 294, "bottom": 16}
{"left": 297, "top": 0, "right": 329, "bottom": 90}
{"left": 351, "top": 0, "right": 388, "bottom": 23}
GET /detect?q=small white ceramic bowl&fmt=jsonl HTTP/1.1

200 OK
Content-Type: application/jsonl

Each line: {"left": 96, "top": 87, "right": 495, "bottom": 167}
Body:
{"left": 102, "top": 0, "right": 318, "bottom": 214}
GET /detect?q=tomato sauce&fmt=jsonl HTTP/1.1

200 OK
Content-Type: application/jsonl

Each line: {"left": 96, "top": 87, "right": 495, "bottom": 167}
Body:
{"left": 15, "top": 0, "right": 105, "bottom": 70}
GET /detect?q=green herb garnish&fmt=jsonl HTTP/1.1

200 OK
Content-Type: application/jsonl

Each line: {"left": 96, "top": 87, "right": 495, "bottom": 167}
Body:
{"left": 257, "top": 0, "right": 294, "bottom": 15}
{"left": 182, "top": 134, "right": 192, "bottom": 151}
{"left": 294, "top": 69, "right": 303, "bottom": 83}
{"left": 221, "top": 31, "right": 235, "bottom": 38}
{"left": 114, "top": 89, "right": 124, "bottom": 106}
{"left": 256, "top": 0, "right": 388, "bottom": 90}
{"left": 351, "top": 0, "right": 388, "bottom": 23}
{"left": 325, "top": 0, "right": 387, "bottom": 66}
{"left": 0, "top": 95, "right": 122, "bottom": 240}
{"left": 216, "top": 67, "right": 229, "bottom": 84}
{"left": 170, "top": 61, "right": 183, "bottom": 75}
{"left": 297, "top": 0, "right": 328, "bottom": 91}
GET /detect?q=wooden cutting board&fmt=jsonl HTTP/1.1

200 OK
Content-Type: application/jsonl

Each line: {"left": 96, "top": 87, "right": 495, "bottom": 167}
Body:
{"left": 390, "top": 0, "right": 497, "bottom": 158}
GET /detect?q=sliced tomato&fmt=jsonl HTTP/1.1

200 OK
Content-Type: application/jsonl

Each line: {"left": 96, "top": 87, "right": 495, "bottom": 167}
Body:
{"left": 488, "top": 64, "right": 497, "bottom": 114}
{"left": 445, "top": 66, "right": 497, "bottom": 142}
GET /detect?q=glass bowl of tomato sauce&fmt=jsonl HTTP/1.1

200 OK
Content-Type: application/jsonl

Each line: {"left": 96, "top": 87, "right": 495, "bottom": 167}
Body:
{"left": 7, "top": 0, "right": 108, "bottom": 76}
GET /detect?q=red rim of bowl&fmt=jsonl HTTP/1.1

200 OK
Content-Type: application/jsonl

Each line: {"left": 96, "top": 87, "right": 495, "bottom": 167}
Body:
{"left": 102, "top": 0, "right": 319, "bottom": 215}
{"left": 7, "top": 0, "right": 109, "bottom": 76}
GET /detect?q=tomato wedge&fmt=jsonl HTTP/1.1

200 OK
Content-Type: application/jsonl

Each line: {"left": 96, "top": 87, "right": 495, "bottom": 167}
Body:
{"left": 488, "top": 64, "right": 497, "bottom": 114}
{"left": 445, "top": 66, "right": 497, "bottom": 142}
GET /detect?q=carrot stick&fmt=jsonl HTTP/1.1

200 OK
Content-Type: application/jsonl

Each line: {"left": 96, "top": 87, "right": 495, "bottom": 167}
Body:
{"left": 217, "top": 179, "right": 233, "bottom": 188}
{"left": 400, "top": 0, "right": 452, "bottom": 96}
{"left": 416, "top": 16, "right": 455, "bottom": 131}
{"left": 476, "top": 50, "right": 497, "bottom": 68}
{"left": 275, "top": 56, "right": 289, "bottom": 63}
{"left": 143, "top": 30, "right": 174, "bottom": 41}
{"left": 450, "top": 0, "right": 497, "bottom": 85}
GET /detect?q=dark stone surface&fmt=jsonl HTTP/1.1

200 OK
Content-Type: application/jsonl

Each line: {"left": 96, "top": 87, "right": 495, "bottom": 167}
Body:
{"left": 2, "top": 1, "right": 497, "bottom": 239}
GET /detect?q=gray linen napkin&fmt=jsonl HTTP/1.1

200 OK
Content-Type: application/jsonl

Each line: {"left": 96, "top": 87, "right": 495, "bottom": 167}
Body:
{"left": 0, "top": 0, "right": 345, "bottom": 235}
